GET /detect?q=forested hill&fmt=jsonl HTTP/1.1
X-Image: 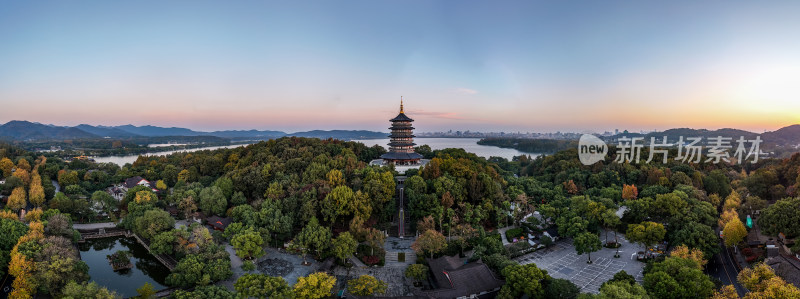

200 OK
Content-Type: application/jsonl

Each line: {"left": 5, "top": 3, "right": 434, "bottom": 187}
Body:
{"left": 480, "top": 124, "right": 800, "bottom": 157}
{"left": 477, "top": 138, "right": 578, "bottom": 153}
{"left": 0, "top": 120, "right": 385, "bottom": 141}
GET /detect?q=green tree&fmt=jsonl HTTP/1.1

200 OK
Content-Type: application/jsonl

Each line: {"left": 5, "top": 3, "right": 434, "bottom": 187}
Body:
{"left": 259, "top": 199, "right": 293, "bottom": 247}
{"left": 166, "top": 253, "right": 232, "bottom": 287}
{"left": 0, "top": 218, "right": 28, "bottom": 277}
{"left": 136, "top": 282, "right": 156, "bottom": 299}
{"left": 544, "top": 278, "right": 580, "bottom": 299}
{"left": 231, "top": 228, "right": 265, "bottom": 260}
{"left": 643, "top": 257, "right": 714, "bottom": 299}
{"left": 199, "top": 186, "right": 227, "bottom": 216}
{"left": 671, "top": 223, "right": 719, "bottom": 260}
{"left": 405, "top": 264, "right": 429, "bottom": 283}
{"left": 626, "top": 221, "right": 666, "bottom": 252}
{"left": 331, "top": 232, "right": 357, "bottom": 264}
{"left": 179, "top": 195, "right": 198, "bottom": 220}
{"left": 500, "top": 263, "right": 548, "bottom": 298}
{"left": 134, "top": 209, "right": 175, "bottom": 240}
{"left": 91, "top": 190, "right": 117, "bottom": 214}
{"left": 214, "top": 176, "right": 234, "bottom": 199}
{"left": 235, "top": 274, "right": 293, "bottom": 299}
{"left": 597, "top": 280, "right": 650, "bottom": 299}
{"left": 757, "top": 197, "right": 800, "bottom": 238}
{"left": 347, "top": 275, "right": 388, "bottom": 296}
{"left": 294, "top": 272, "right": 336, "bottom": 299}
{"left": 600, "top": 208, "right": 621, "bottom": 246}
{"left": 172, "top": 286, "right": 235, "bottom": 299}
{"left": 295, "top": 217, "right": 332, "bottom": 263}
{"left": 574, "top": 232, "right": 602, "bottom": 264}
{"left": 62, "top": 281, "right": 120, "bottom": 299}
{"left": 412, "top": 229, "right": 447, "bottom": 258}
{"left": 151, "top": 231, "right": 176, "bottom": 255}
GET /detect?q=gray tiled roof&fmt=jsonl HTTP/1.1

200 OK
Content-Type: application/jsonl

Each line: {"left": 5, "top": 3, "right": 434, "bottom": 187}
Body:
{"left": 390, "top": 113, "right": 414, "bottom": 122}
{"left": 380, "top": 152, "right": 423, "bottom": 160}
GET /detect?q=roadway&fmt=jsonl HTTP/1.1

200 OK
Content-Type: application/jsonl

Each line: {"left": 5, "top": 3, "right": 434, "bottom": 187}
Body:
{"left": 706, "top": 241, "right": 748, "bottom": 297}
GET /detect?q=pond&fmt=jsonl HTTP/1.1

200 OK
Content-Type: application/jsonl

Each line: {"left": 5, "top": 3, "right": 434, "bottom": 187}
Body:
{"left": 78, "top": 237, "right": 169, "bottom": 297}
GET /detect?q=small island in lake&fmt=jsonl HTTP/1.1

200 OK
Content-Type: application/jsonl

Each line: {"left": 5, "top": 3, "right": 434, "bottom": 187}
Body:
{"left": 107, "top": 250, "right": 133, "bottom": 271}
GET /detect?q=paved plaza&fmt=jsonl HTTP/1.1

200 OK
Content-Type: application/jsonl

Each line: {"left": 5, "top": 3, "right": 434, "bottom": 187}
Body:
{"left": 513, "top": 234, "right": 646, "bottom": 294}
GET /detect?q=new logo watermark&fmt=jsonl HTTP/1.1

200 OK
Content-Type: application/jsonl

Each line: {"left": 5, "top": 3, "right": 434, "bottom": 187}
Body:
{"left": 578, "top": 134, "right": 608, "bottom": 165}
{"left": 578, "top": 134, "right": 763, "bottom": 166}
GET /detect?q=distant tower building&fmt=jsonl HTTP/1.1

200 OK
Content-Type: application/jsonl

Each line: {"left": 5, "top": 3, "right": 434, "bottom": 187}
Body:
{"left": 380, "top": 97, "right": 423, "bottom": 165}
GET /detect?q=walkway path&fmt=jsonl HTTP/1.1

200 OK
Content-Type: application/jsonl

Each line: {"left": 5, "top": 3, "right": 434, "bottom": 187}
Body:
{"left": 73, "top": 222, "right": 117, "bottom": 230}
{"left": 497, "top": 226, "right": 517, "bottom": 246}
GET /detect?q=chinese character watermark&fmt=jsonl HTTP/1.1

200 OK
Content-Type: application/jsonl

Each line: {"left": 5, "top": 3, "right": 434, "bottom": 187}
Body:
{"left": 578, "top": 134, "right": 763, "bottom": 166}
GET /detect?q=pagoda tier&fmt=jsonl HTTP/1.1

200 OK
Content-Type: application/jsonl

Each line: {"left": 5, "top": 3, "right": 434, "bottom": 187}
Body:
{"left": 380, "top": 99, "right": 423, "bottom": 164}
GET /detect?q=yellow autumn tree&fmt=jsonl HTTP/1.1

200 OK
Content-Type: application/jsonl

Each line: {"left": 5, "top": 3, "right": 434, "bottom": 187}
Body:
{"left": 347, "top": 275, "right": 387, "bottom": 296}
{"left": 134, "top": 190, "right": 156, "bottom": 203}
{"left": 718, "top": 209, "right": 739, "bottom": 229}
{"left": 0, "top": 157, "right": 14, "bottom": 177}
{"left": 326, "top": 169, "right": 345, "bottom": 187}
{"left": 738, "top": 263, "right": 800, "bottom": 299}
{"left": 23, "top": 208, "right": 42, "bottom": 223}
{"left": 15, "top": 159, "right": 31, "bottom": 172}
{"left": 723, "top": 190, "right": 741, "bottom": 212}
{"left": 8, "top": 187, "right": 27, "bottom": 212}
{"left": 177, "top": 169, "right": 191, "bottom": 182}
{"left": 0, "top": 210, "right": 18, "bottom": 220}
{"left": 12, "top": 168, "right": 30, "bottom": 186}
{"left": 28, "top": 183, "right": 45, "bottom": 208}
{"left": 711, "top": 285, "right": 739, "bottom": 299}
{"left": 670, "top": 245, "right": 707, "bottom": 269}
{"left": 156, "top": 180, "right": 167, "bottom": 191}
{"left": 723, "top": 218, "right": 747, "bottom": 247}
{"left": 8, "top": 221, "right": 44, "bottom": 299}
{"left": 294, "top": 272, "right": 336, "bottom": 299}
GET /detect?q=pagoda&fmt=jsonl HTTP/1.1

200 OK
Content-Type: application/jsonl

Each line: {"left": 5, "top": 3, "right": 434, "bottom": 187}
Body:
{"left": 380, "top": 98, "right": 423, "bottom": 165}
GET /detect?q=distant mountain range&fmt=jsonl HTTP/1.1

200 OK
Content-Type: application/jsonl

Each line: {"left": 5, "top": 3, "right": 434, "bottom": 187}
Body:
{"left": 0, "top": 120, "right": 387, "bottom": 141}
{"left": 607, "top": 125, "right": 800, "bottom": 155}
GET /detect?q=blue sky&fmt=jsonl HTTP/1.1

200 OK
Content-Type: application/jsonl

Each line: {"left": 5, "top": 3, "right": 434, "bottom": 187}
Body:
{"left": 1, "top": 1, "right": 799, "bottom": 132}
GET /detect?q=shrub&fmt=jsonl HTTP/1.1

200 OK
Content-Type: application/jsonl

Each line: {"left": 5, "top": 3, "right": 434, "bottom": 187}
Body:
{"left": 742, "top": 247, "right": 753, "bottom": 256}
{"left": 362, "top": 255, "right": 380, "bottom": 265}
{"left": 505, "top": 228, "right": 524, "bottom": 242}
{"left": 540, "top": 235, "right": 553, "bottom": 247}
{"left": 242, "top": 261, "right": 256, "bottom": 271}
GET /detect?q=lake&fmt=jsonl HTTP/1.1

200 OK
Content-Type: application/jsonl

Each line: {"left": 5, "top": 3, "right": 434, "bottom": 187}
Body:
{"left": 78, "top": 237, "right": 169, "bottom": 297}
{"left": 93, "top": 138, "right": 536, "bottom": 166}
{"left": 354, "top": 138, "right": 536, "bottom": 160}
{"left": 93, "top": 144, "right": 251, "bottom": 166}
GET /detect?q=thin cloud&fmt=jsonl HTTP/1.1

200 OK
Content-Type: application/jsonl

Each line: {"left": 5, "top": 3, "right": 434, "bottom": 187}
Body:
{"left": 407, "top": 110, "right": 493, "bottom": 122}
{"left": 453, "top": 88, "right": 478, "bottom": 95}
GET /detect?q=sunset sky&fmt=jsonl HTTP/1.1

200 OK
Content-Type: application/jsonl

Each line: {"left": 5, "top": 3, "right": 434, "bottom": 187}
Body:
{"left": 1, "top": 1, "right": 799, "bottom": 133}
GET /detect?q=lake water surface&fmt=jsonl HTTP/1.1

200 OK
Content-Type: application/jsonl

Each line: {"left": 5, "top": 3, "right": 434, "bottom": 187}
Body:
{"left": 93, "top": 144, "right": 250, "bottom": 166}
{"left": 354, "top": 138, "right": 536, "bottom": 160}
{"left": 93, "top": 138, "right": 536, "bottom": 166}
{"left": 78, "top": 237, "right": 168, "bottom": 297}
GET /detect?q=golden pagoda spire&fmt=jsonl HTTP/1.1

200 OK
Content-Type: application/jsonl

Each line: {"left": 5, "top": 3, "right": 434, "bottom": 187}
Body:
{"left": 400, "top": 96, "right": 404, "bottom": 113}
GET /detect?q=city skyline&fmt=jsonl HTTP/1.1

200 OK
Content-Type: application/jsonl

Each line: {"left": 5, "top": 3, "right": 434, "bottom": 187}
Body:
{"left": 1, "top": 1, "right": 799, "bottom": 133}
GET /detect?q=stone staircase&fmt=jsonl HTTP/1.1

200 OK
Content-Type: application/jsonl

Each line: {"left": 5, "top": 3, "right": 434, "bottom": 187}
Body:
{"left": 385, "top": 251, "right": 416, "bottom": 266}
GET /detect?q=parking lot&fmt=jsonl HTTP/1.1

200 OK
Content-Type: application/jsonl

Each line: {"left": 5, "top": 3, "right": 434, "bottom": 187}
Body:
{"left": 513, "top": 235, "right": 646, "bottom": 294}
